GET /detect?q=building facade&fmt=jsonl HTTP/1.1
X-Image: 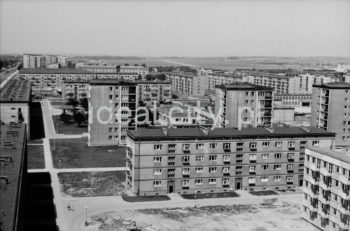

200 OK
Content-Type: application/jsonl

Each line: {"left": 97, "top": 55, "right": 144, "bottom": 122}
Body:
{"left": 23, "top": 54, "right": 67, "bottom": 69}
{"left": 215, "top": 83, "right": 274, "bottom": 128}
{"left": 311, "top": 83, "right": 350, "bottom": 145}
{"left": 62, "top": 80, "right": 89, "bottom": 101}
{"left": 118, "top": 65, "right": 149, "bottom": 77}
{"left": 88, "top": 80, "right": 138, "bottom": 146}
{"left": 126, "top": 126, "right": 335, "bottom": 196}
{"left": 137, "top": 81, "right": 172, "bottom": 105}
{"left": 168, "top": 72, "right": 195, "bottom": 96}
{"left": 0, "top": 78, "right": 31, "bottom": 139}
{"left": 303, "top": 147, "right": 350, "bottom": 231}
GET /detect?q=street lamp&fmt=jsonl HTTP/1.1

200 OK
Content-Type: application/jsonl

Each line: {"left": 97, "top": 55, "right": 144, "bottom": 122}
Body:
{"left": 84, "top": 206, "right": 88, "bottom": 226}
{"left": 194, "top": 190, "right": 199, "bottom": 208}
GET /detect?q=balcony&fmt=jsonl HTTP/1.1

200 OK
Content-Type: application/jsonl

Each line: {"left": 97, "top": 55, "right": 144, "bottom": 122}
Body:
{"left": 320, "top": 168, "right": 332, "bottom": 177}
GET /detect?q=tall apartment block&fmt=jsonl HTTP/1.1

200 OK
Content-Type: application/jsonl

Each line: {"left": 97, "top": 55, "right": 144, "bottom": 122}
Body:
{"left": 0, "top": 78, "right": 32, "bottom": 138}
{"left": 137, "top": 81, "right": 172, "bottom": 105}
{"left": 88, "top": 80, "right": 138, "bottom": 146}
{"left": 126, "top": 126, "right": 335, "bottom": 196}
{"left": 168, "top": 72, "right": 195, "bottom": 96}
{"left": 311, "top": 83, "right": 350, "bottom": 146}
{"left": 215, "top": 83, "right": 273, "bottom": 128}
{"left": 0, "top": 123, "right": 27, "bottom": 231}
{"left": 303, "top": 147, "right": 350, "bottom": 230}
{"left": 23, "top": 54, "right": 67, "bottom": 69}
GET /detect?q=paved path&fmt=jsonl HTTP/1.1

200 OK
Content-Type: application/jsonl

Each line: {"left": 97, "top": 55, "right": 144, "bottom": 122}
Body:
{"left": 56, "top": 167, "right": 128, "bottom": 173}
{"left": 0, "top": 68, "right": 18, "bottom": 88}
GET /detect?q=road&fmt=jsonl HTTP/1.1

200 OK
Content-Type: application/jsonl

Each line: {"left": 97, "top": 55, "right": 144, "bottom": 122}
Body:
{"left": 0, "top": 67, "right": 19, "bottom": 88}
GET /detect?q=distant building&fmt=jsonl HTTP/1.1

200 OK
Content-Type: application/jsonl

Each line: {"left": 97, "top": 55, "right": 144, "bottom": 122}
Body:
{"left": 0, "top": 78, "right": 31, "bottom": 138}
{"left": 126, "top": 126, "right": 335, "bottom": 196}
{"left": 88, "top": 80, "right": 138, "bottom": 146}
{"left": 215, "top": 83, "right": 274, "bottom": 128}
{"left": 62, "top": 80, "right": 89, "bottom": 102}
{"left": 76, "top": 63, "right": 117, "bottom": 73}
{"left": 23, "top": 54, "right": 67, "bottom": 69}
{"left": 137, "top": 81, "right": 172, "bottom": 105}
{"left": 303, "top": 147, "right": 350, "bottom": 230}
{"left": 0, "top": 123, "right": 27, "bottom": 231}
{"left": 311, "top": 83, "right": 350, "bottom": 145}
{"left": 118, "top": 65, "right": 149, "bottom": 77}
{"left": 168, "top": 72, "right": 195, "bottom": 96}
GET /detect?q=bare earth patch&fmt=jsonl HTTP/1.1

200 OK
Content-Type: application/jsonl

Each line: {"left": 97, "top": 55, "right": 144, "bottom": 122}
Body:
{"left": 85, "top": 202, "right": 318, "bottom": 231}
{"left": 58, "top": 171, "right": 126, "bottom": 197}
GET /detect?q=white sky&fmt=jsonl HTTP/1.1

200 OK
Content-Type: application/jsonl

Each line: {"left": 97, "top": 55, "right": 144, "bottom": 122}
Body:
{"left": 1, "top": 0, "right": 349, "bottom": 57}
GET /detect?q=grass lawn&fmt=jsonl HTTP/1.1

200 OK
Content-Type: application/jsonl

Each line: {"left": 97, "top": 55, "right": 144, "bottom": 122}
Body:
{"left": 58, "top": 171, "right": 126, "bottom": 197}
{"left": 50, "top": 137, "right": 126, "bottom": 168}
{"left": 249, "top": 190, "right": 279, "bottom": 196}
{"left": 53, "top": 115, "right": 88, "bottom": 135}
{"left": 27, "top": 145, "right": 45, "bottom": 169}
{"left": 122, "top": 194, "right": 170, "bottom": 202}
{"left": 181, "top": 191, "right": 239, "bottom": 200}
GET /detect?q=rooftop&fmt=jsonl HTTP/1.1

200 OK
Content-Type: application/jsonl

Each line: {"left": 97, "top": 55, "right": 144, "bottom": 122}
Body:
{"left": 308, "top": 147, "right": 350, "bottom": 164}
{"left": 0, "top": 78, "right": 31, "bottom": 103}
{"left": 313, "top": 82, "right": 350, "bottom": 89}
{"left": 216, "top": 82, "right": 274, "bottom": 91}
{"left": 20, "top": 68, "right": 92, "bottom": 74}
{"left": 127, "top": 126, "right": 335, "bottom": 141}
{"left": 89, "top": 79, "right": 137, "bottom": 86}
{"left": 0, "top": 123, "right": 27, "bottom": 231}
{"left": 136, "top": 80, "right": 172, "bottom": 84}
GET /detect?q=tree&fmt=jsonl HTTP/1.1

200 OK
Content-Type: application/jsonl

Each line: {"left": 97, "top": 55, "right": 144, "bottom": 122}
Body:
{"left": 66, "top": 98, "right": 79, "bottom": 107}
{"left": 134, "top": 64, "right": 139, "bottom": 66}
{"left": 17, "top": 63, "right": 23, "bottom": 70}
{"left": 124, "top": 63, "right": 130, "bottom": 66}
{"left": 141, "top": 63, "right": 147, "bottom": 67}
{"left": 74, "top": 111, "right": 86, "bottom": 126}
{"left": 79, "top": 97, "right": 88, "bottom": 109}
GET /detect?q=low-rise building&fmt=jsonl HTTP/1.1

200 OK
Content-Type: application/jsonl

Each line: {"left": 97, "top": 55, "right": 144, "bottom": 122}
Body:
{"left": 118, "top": 65, "right": 149, "bottom": 77}
{"left": 0, "top": 123, "right": 27, "bottom": 231}
{"left": 126, "top": 126, "right": 335, "bottom": 196}
{"left": 0, "top": 78, "right": 31, "bottom": 138}
{"left": 303, "top": 147, "right": 350, "bottom": 230}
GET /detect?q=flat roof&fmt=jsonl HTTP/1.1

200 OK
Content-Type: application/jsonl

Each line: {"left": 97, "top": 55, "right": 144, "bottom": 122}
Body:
{"left": 136, "top": 80, "right": 172, "bottom": 84}
{"left": 19, "top": 68, "right": 92, "bottom": 74}
{"left": 0, "top": 78, "right": 31, "bottom": 103}
{"left": 313, "top": 82, "right": 350, "bottom": 89}
{"left": 216, "top": 82, "right": 274, "bottom": 91}
{"left": 0, "top": 123, "right": 26, "bottom": 231}
{"left": 308, "top": 147, "right": 350, "bottom": 164}
{"left": 127, "top": 126, "right": 335, "bottom": 141}
{"left": 89, "top": 79, "right": 137, "bottom": 86}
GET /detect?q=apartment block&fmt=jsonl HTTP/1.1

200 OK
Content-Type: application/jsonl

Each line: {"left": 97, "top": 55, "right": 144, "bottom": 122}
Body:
{"left": 0, "top": 123, "right": 27, "bottom": 231}
{"left": 168, "top": 72, "right": 195, "bottom": 96}
{"left": 126, "top": 126, "right": 335, "bottom": 196}
{"left": 62, "top": 80, "right": 89, "bottom": 101}
{"left": 215, "top": 83, "right": 273, "bottom": 128}
{"left": 118, "top": 65, "right": 149, "bottom": 77}
{"left": 137, "top": 81, "right": 172, "bottom": 105}
{"left": 76, "top": 63, "right": 117, "bottom": 73}
{"left": 208, "top": 73, "right": 242, "bottom": 91}
{"left": 88, "top": 80, "right": 138, "bottom": 146}
{"left": 20, "top": 69, "right": 138, "bottom": 95}
{"left": 311, "top": 83, "right": 350, "bottom": 145}
{"left": 23, "top": 54, "right": 67, "bottom": 69}
{"left": 0, "top": 78, "right": 31, "bottom": 139}
{"left": 303, "top": 147, "right": 350, "bottom": 230}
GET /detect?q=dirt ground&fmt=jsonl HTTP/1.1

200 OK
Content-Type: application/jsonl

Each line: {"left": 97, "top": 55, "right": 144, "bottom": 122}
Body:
{"left": 85, "top": 201, "right": 319, "bottom": 231}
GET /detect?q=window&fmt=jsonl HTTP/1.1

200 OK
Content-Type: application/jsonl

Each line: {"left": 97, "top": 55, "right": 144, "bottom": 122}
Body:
{"left": 154, "top": 144, "right": 162, "bottom": 151}
{"left": 195, "top": 179, "right": 203, "bottom": 185}
{"left": 209, "top": 167, "right": 217, "bottom": 173}
{"left": 196, "top": 155, "right": 204, "bottom": 162}
{"left": 249, "top": 166, "right": 256, "bottom": 172}
{"left": 208, "top": 179, "right": 217, "bottom": 184}
{"left": 287, "top": 153, "right": 294, "bottom": 159}
{"left": 287, "top": 176, "right": 293, "bottom": 182}
{"left": 300, "top": 141, "right": 307, "bottom": 145}
{"left": 223, "top": 143, "right": 231, "bottom": 150}
{"left": 210, "top": 143, "right": 217, "bottom": 149}
{"left": 288, "top": 141, "right": 295, "bottom": 147}
{"left": 182, "top": 156, "right": 190, "bottom": 162}
{"left": 154, "top": 157, "right": 162, "bottom": 163}
{"left": 273, "top": 176, "right": 281, "bottom": 182}
{"left": 223, "top": 155, "right": 230, "bottom": 161}
{"left": 195, "top": 167, "right": 203, "bottom": 173}
{"left": 196, "top": 143, "right": 204, "bottom": 150}
{"left": 262, "top": 165, "right": 269, "bottom": 170}
{"left": 223, "top": 167, "right": 230, "bottom": 173}
{"left": 262, "top": 141, "right": 270, "bottom": 147}
{"left": 262, "top": 153, "right": 269, "bottom": 159}
{"left": 222, "top": 178, "right": 230, "bottom": 185}
{"left": 182, "top": 180, "right": 189, "bottom": 186}
{"left": 275, "top": 141, "right": 282, "bottom": 148}
{"left": 209, "top": 155, "right": 217, "bottom": 161}
{"left": 168, "top": 144, "right": 176, "bottom": 149}
{"left": 183, "top": 144, "right": 190, "bottom": 150}
{"left": 182, "top": 168, "right": 190, "bottom": 175}
{"left": 154, "top": 169, "right": 162, "bottom": 175}
{"left": 249, "top": 142, "right": 257, "bottom": 149}
{"left": 153, "top": 181, "right": 161, "bottom": 187}
{"left": 274, "top": 165, "right": 282, "bottom": 171}
{"left": 248, "top": 177, "right": 256, "bottom": 184}
{"left": 108, "top": 135, "right": 112, "bottom": 140}
{"left": 312, "top": 141, "right": 320, "bottom": 147}
{"left": 274, "top": 153, "right": 282, "bottom": 159}
{"left": 168, "top": 156, "right": 175, "bottom": 161}
{"left": 287, "top": 164, "right": 294, "bottom": 170}
{"left": 261, "top": 176, "right": 268, "bottom": 182}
